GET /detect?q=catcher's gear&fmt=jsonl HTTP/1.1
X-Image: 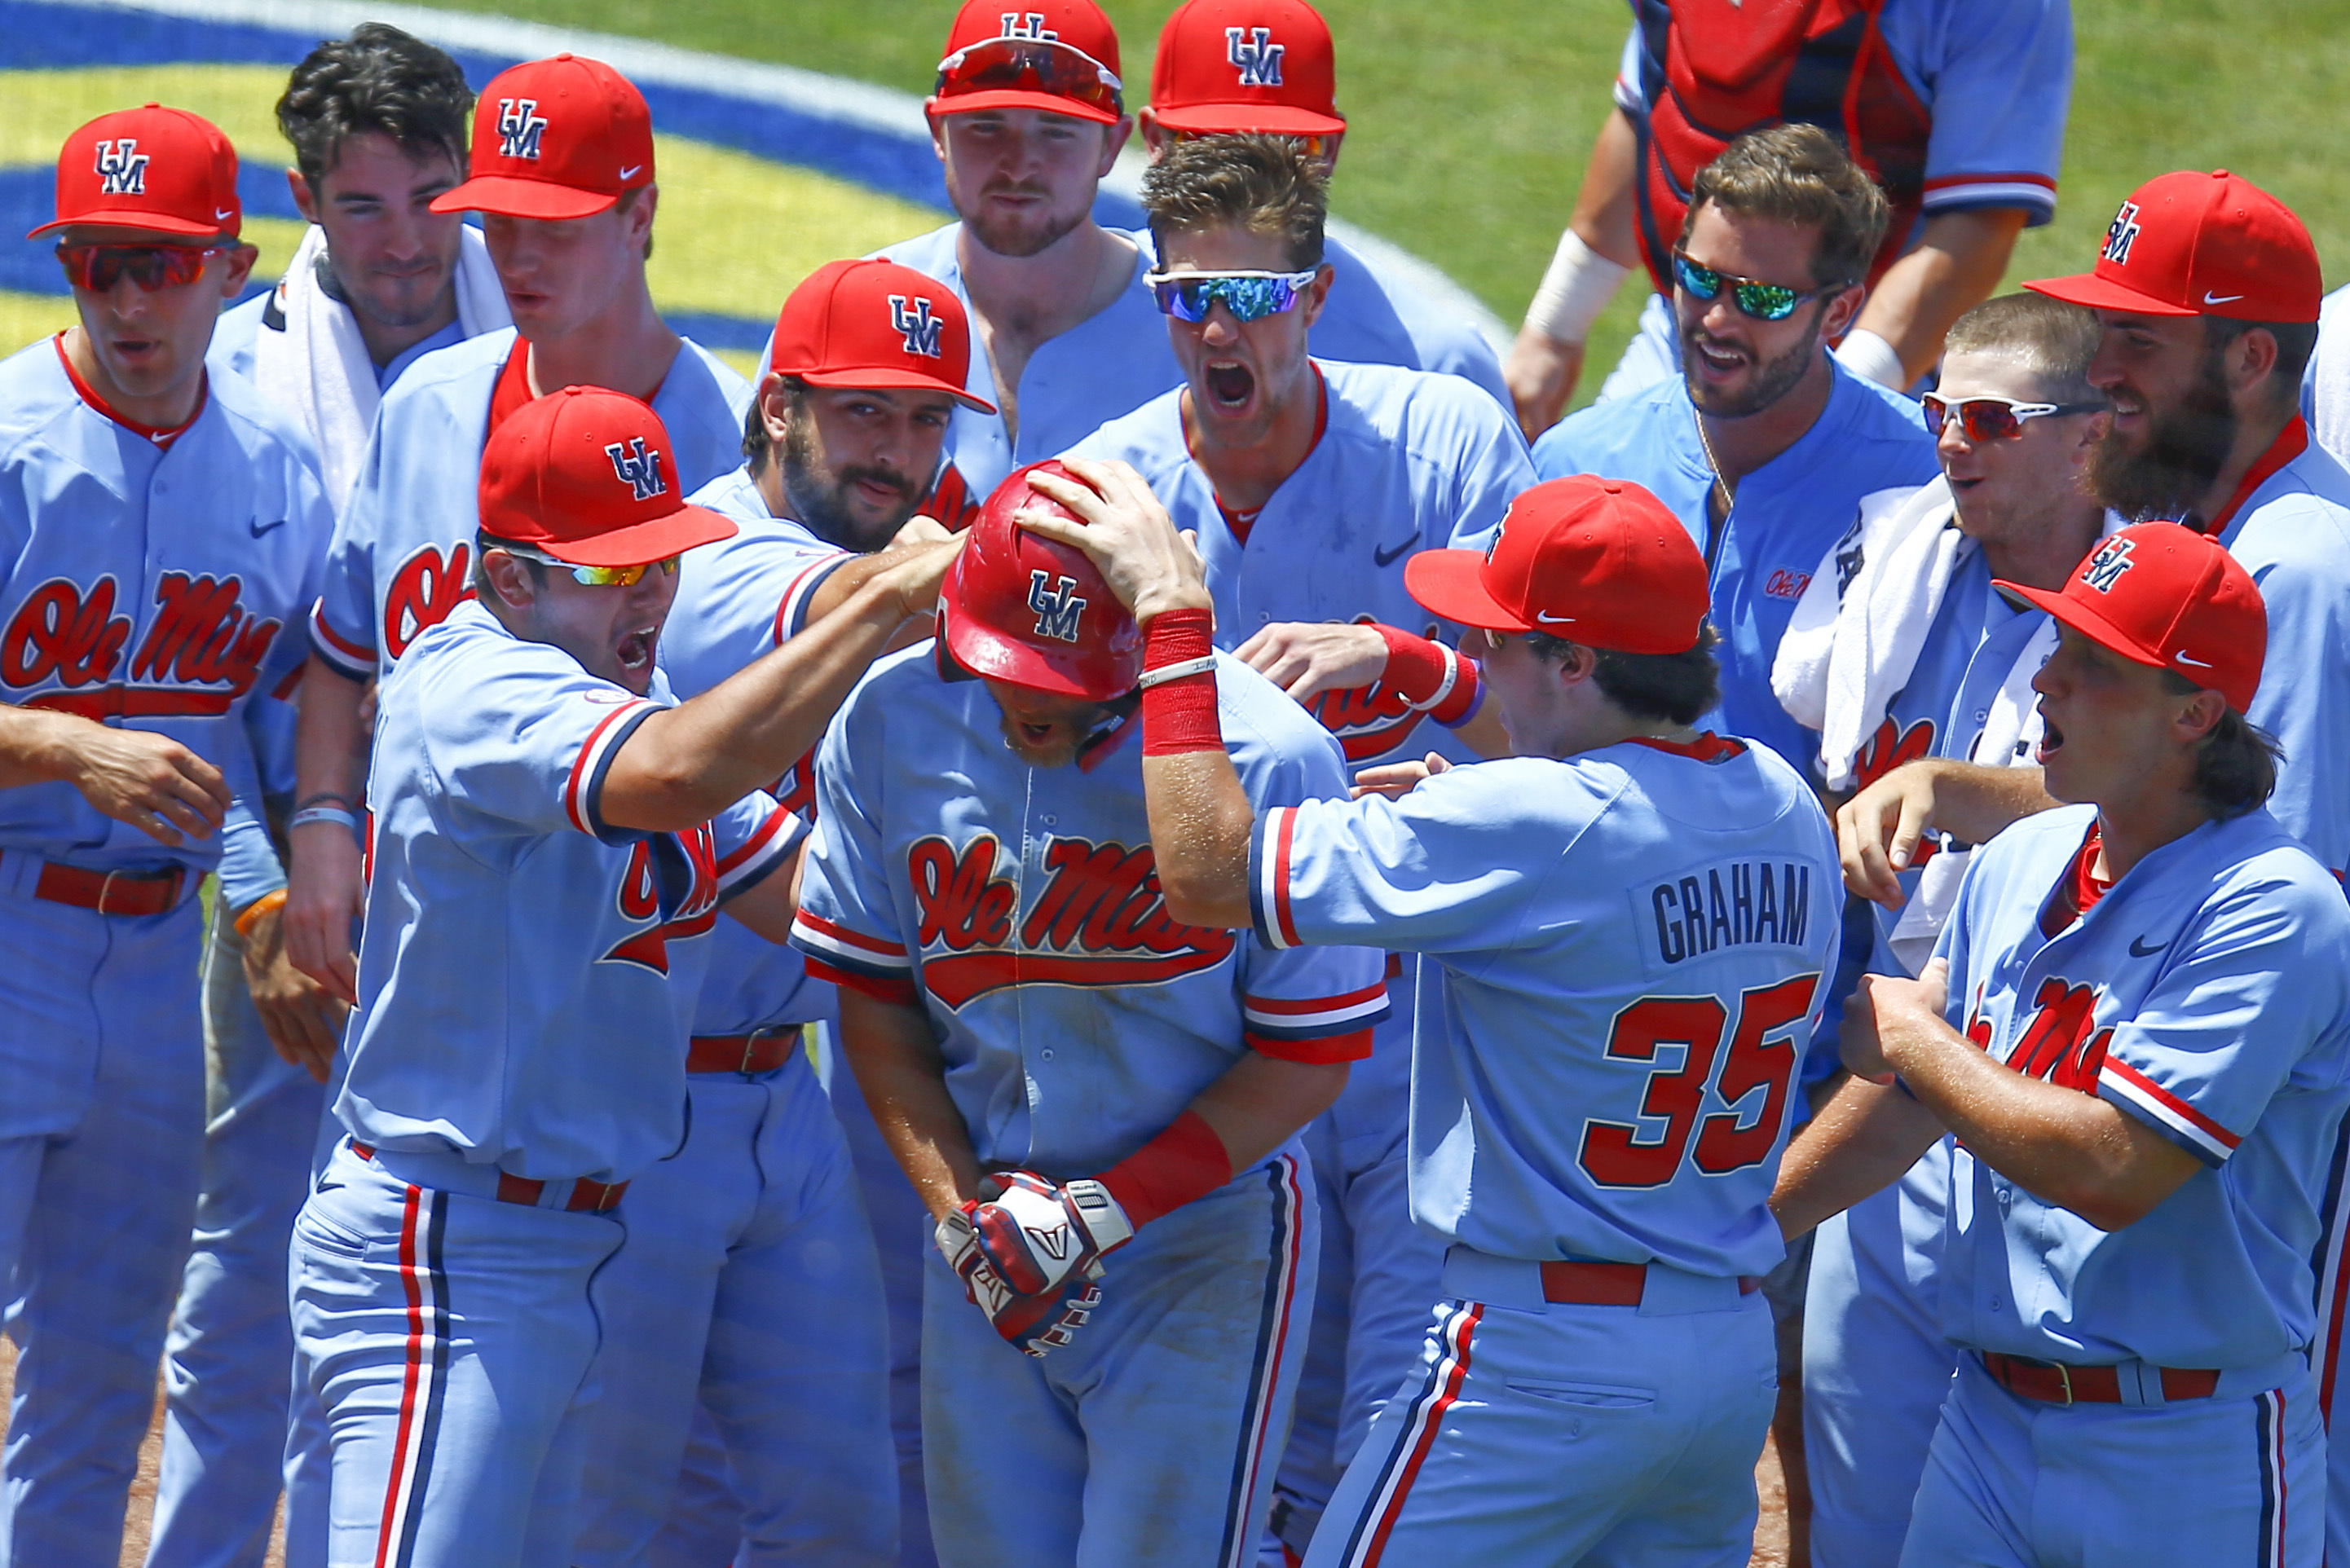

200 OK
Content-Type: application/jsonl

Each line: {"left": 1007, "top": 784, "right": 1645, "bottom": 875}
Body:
{"left": 936, "top": 459, "right": 1144, "bottom": 700}
{"left": 934, "top": 1202, "right": 1105, "bottom": 1358}
{"left": 965, "top": 1169, "right": 1139, "bottom": 1297}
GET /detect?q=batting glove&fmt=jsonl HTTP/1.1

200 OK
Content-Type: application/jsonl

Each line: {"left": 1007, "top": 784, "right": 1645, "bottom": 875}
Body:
{"left": 935, "top": 1203, "right": 1106, "bottom": 1358}
{"left": 969, "top": 1170, "right": 1136, "bottom": 1298}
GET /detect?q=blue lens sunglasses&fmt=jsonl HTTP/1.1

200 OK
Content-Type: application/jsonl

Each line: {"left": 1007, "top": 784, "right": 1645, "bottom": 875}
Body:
{"left": 1146, "top": 267, "right": 1321, "bottom": 324}
{"left": 1672, "top": 252, "right": 1850, "bottom": 322}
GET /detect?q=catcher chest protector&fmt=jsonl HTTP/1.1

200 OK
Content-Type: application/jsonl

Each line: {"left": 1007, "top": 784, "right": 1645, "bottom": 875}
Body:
{"left": 1629, "top": 0, "right": 1930, "bottom": 296}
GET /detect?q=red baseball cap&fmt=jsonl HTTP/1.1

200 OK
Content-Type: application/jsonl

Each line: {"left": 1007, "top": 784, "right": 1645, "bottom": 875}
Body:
{"left": 1996, "top": 523, "right": 2265, "bottom": 713}
{"left": 932, "top": 1, "right": 1125, "bottom": 126}
{"left": 1150, "top": 0, "right": 1344, "bottom": 137}
{"left": 2026, "top": 170, "right": 2322, "bottom": 324}
{"left": 1405, "top": 476, "right": 1709, "bottom": 654}
{"left": 770, "top": 260, "right": 995, "bottom": 413}
{"left": 478, "top": 386, "right": 736, "bottom": 568}
{"left": 433, "top": 55, "right": 655, "bottom": 221}
{"left": 31, "top": 104, "right": 240, "bottom": 240}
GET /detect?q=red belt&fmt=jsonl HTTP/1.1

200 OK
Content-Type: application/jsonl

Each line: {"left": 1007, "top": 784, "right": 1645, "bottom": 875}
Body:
{"left": 1540, "top": 1260, "right": 1763, "bottom": 1307}
{"left": 349, "top": 1142, "right": 628, "bottom": 1213}
{"left": 686, "top": 1029, "right": 799, "bottom": 1075}
{"left": 33, "top": 860, "right": 185, "bottom": 916}
{"left": 1981, "top": 1351, "right": 2220, "bottom": 1406}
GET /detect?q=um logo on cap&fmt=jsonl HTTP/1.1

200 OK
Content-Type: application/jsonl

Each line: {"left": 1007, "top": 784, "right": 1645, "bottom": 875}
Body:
{"left": 1028, "top": 570, "right": 1087, "bottom": 643}
{"left": 94, "top": 139, "right": 148, "bottom": 197}
{"left": 2101, "top": 200, "right": 2141, "bottom": 266}
{"left": 2079, "top": 536, "right": 2136, "bottom": 592}
{"left": 498, "top": 98, "right": 549, "bottom": 161}
{"left": 891, "top": 294, "right": 944, "bottom": 358}
{"left": 1000, "top": 11, "right": 1057, "bottom": 40}
{"left": 606, "top": 438, "right": 667, "bottom": 502}
{"left": 1226, "top": 26, "right": 1285, "bottom": 87}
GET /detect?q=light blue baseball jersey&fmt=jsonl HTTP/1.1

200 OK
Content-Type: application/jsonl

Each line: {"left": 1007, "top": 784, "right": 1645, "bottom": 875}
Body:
{"left": 0, "top": 335, "right": 328, "bottom": 879}
{"left": 2202, "top": 421, "right": 2350, "bottom": 883}
{"left": 656, "top": 464, "right": 850, "bottom": 1039}
{"left": 1929, "top": 803, "right": 2350, "bottom": 1370}
{"left": 1612, "top": 0, "right": 2074, "bottom": 229}
{"left": 1067, "top": 358, "right": 1534, "bottom": 769}
{"left": 1532, "top": 359, "right": 1939, "bottom": 775}
{"left": 309, "top": 328, "right": 752, "bottom": 681}
{"left": 337, "top": 598, "right": 801, "bottom": 1185}
{"left": 1311, "top": 234, "right": 1510, "bottom": 412}
{"left": 791, "top": 646, "right": 1389, "bottom": 1175}
{"left": 875, "top": 223, "right": 1181, "bottom": 505}
{"left": 1252, "top": 733, "right": 1841, "bottom": 1276}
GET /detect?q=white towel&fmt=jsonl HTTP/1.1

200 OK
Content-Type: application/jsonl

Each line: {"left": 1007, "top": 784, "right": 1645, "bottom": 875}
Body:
{"left": 1772, "top": 477, "right": 1969, "bottom": 790}
{"left": 2310, "top": 284, "right": 2350, "bottom": 467}
{"left": 252, "top": 223, "right": 509, "bottom": 505}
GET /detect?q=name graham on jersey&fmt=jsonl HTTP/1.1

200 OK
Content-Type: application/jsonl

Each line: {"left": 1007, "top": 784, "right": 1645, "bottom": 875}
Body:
{"left": 1648, "top": 858, "right": 1813, "bottom": 966}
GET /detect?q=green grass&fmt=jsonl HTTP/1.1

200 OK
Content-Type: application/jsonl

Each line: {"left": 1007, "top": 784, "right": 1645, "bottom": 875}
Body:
{"left": 418, "top": 0, "right": 2350, "bottom": 405}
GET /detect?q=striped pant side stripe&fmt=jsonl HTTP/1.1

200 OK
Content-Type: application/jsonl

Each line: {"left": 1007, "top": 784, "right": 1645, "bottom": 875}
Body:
{"left": 2308, "top": 1113, "right": 2350, "bottom": 1430}
{"left": 2256, "top": 1388, "right": 2286, "bottom": 1568}
{"left": 1215, "top": 1153, "right": 1310, "bottom": 1568}
{"left": 1336, "top": 1299, "right": 1483, "bottom": 1568}
{"left": 373, "top": 1187, "right": 450, "bottom": 1568}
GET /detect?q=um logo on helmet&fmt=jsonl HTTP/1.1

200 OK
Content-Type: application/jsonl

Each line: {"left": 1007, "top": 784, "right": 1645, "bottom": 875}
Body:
{"left": 606, "top": 438, "right": 667, "bottom": 502}
{"left": 1028, "top": 570, "right": 1087, "bottom": 643}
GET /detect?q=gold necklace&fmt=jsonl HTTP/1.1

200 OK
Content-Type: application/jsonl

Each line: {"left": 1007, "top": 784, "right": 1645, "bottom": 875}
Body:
{"left": 1692, "top": 407, "right": 1735, "bottom": 513}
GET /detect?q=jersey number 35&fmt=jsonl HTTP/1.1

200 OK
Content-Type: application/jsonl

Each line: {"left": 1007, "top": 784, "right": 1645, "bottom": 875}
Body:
{"left": 1580, "top": 974, "right": 1820, "bottom": 1187}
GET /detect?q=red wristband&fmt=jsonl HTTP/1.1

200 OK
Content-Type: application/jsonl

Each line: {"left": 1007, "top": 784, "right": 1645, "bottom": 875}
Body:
{"left": 1374, "top": 624, "right": 1481, "bottom": 727}
{"left": 1140, "top": 608, "right": 1223, "bottom": 757}
{"left": 1096, "top": 1108, "right": 1232, "bottom": 1229}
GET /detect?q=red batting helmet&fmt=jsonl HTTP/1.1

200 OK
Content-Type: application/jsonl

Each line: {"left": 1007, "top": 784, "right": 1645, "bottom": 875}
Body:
{"left": 937, "top": 460, "right": 1143, "bottom": 700}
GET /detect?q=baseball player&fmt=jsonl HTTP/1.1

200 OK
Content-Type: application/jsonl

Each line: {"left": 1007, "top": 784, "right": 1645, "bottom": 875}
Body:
{"left": 877, "top": 0, "right": 1182, "bottom": 518}
{"left": 1033, "top": 462, "right": 1840, "bottom": 1566}
{"left": 1505, "top": 0, "right": 2073, "bottom": 429}
{"left": 1065, "top": 130, "right": 1529, "bottom": 1561}
{"left": 154, "top": 32, "right": 505, "bottom": 1567}
{"left": 569, "top": 258, "right": 991, "bottom": 1568}
{"left": 0, "top": 104, "right": 331, "bottom": 1563}
{"left": 1769, "top": 292, "right": 2111, "bottom": 1568}
{"left": 1838, "top": 165, "right": 2350, "bottom": 1562}
{"left": 787, "top": 461, "right": 1387, "bottom": 1568}
{"left": 1532, "top": 124, "right": 1940, "bottom": 778}
{"left": 1778, "top": 523, "right": 2349, "bottom": 1568}
{"left": 1135, "top": 0, "right": 1510, "bottom": 412}
{"left": 290, "top": 385, "right": 954, "bottom": 1568}
{"left": 281, "top": 52, "right": 752, "bottom": 1007}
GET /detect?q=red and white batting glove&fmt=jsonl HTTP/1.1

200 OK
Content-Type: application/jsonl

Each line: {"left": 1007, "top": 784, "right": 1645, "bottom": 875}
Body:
{"left": 968, "top": 1170, "right": 1136, "bottom": 1297}
{"left": 933, "top": 1202, "right": 1106, "bottom": 1359}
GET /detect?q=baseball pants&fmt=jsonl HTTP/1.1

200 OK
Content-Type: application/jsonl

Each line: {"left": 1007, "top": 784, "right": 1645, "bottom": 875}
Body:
{"left": 572, "top": 1054, "right": 896, "bottom": 1567}
{"left": 828, "top": 1045, "right": 941, "bottom": 1568}
{"left": 923, "top": 1149, "right": 1318, "bottom": 1568}
{"left": 1802, "top": 1145, "right": 1957, "bottom": 1568}
{"left": 290, "top": 1138, "right": 625, "bottom": 1568}
{"left": 1304, "top": 1249, "right": 1778, "bottom": 1568}
{"left": 0, "top": 877, "right": 205, "bottom": 1566}
{"left": 1266, "top": 1013, "right": 1445, "bottom": 1564}
{"left": 1902, "top": 1351, "right": 2321, "bottom": 1568}
{"left": 145, "top": 910, "right": 331, "bottom": 1568}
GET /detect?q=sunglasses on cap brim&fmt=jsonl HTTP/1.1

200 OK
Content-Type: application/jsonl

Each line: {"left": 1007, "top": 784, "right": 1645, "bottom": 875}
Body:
{"left": 935, "top": 36, "right": 1123, "bottom": 117}
{"left": 1146, "top": 268, "right": 1321, "bottom": 324}
{"left": 1672, "top": 252, "right": 1847, "bottom": 323}
{"left": 1922, "top": 393, "right": 2107, "bottom": 441}
{"left": 493, "top": 544, "right": 680, "bottom": 588}
{"left": 56, "top": 243, "right": 228, "bottom": 293}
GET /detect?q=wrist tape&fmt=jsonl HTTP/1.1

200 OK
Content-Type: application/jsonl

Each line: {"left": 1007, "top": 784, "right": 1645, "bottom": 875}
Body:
{"left": 1096, "top": 1109, "right": 1232, "bottom": 1229}
{"left": 1140, "top": 609, "right": 1223, "bottom": 757}
{"left": 1524, "top": 229, "right": 1634, "bottom": 345}
{"left": 1375, "top": 624, "right": 1483, "bottom": 727}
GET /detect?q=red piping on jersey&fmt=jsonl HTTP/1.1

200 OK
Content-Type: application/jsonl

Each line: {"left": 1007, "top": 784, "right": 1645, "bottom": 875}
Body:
{"left": 487, "top": 340, "right": 536, "bottom": 434}
{"left": 1625, "top": 731, "right": 1747, "bottom": 763}
{"left": 2191, "top": 417, "right": 2308, "bottom": 538}
{"left": 54, "top": 333, "right": 205, "bottom": 449}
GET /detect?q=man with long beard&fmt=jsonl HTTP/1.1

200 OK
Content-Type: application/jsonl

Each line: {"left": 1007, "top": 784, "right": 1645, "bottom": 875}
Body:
{"left": 1836, "top": 166, "right": 2350, "bottom": 1564}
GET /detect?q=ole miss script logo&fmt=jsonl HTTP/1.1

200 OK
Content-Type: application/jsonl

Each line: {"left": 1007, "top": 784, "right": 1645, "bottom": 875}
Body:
{"left": 382, "top": 543, "right": 474, "bottom": 661}
{"left": 907, "top": 832, "right": 1235, "bottom": 1007}
{"left": 603, "top": 827, "right": 722, "bottom": 974}
{"left": 1972, "top": 977, "right": 2110, "bottom": 1094}
{"left": 2, "top": 573, "right": 282, "bottom": 718}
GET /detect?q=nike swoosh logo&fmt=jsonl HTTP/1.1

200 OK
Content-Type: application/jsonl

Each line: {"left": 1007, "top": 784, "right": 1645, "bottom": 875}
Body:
{"left": 1372, "top": 536, "right": 1415, "bottom": 568}
{"left": 2129, "top": 935, "right": 2166, "bottom": 958}
{"left": 618, "top": 165, "right": 644, "bottom": 180}
{"left": 215, "top": 208, "right": 234, "bottom": 220}
{"left": 2175, "top": 653, "right": 2213, "bottom": 667}
{"left": 2204, "top": 291, "right": 2245, "bottom": 305}
{"left": 249, "top": 517, "right": 287, "bottom": 537}
{"left": 1532, "top": 610, "right": 1575, "bottom": 626}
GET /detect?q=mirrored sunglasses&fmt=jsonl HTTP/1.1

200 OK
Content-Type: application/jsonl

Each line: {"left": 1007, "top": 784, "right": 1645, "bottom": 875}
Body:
{"left": 1147, "top": 268, "right": 1320, "bottom": 324}
{"left": 1922, "top": 393, "right": 2107, "bottom": 441}
{"left": 497, "top": 544, "right": 680, "bottom": 588}
{"left": 1672, "top": 252, "right": 1844, "bottom": 323}
{"left": 935, "top": 36, "right": 1123, "bottom": 117}
{"left": 56, "top": 243, "right": 227, "bottom": 293}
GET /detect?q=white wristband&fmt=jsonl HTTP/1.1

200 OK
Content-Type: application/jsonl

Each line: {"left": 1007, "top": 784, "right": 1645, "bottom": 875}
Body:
{"left": 289, "top": 806, "right": 359, "bottom": 833}
{"left": 1523, "top": 229, "right": 1634, "bottom": 345}
{"left": 1136, "top": 654, "right": 1217, "bottom": 690}
{"left": 1834, "top": 327, "right": 1909, "bottom": 391}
